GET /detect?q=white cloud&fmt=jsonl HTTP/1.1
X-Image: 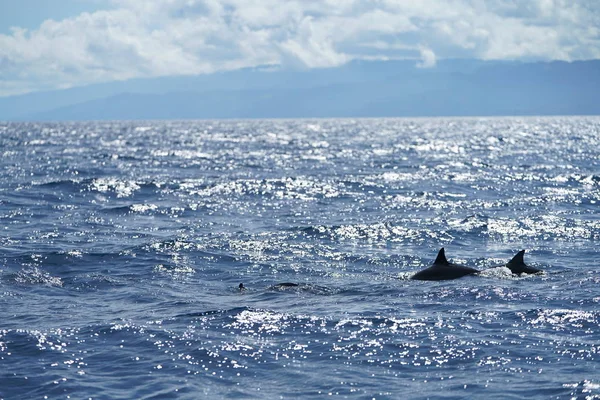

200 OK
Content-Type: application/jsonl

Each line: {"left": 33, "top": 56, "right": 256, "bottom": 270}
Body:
{"left": 417, "top": 46, "right": 436, "bottom": 68}
{"left": 0, "top": 0, "right": 599, "bottom": 96}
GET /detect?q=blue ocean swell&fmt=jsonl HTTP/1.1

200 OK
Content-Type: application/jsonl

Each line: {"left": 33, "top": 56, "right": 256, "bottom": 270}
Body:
{"left": 1, "top": 117, "right": 599, "bottom": 399}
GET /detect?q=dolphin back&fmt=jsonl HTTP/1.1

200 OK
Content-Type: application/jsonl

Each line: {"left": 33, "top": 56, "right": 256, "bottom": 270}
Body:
{"left": 505, "top": 250, "right": 541, "bottom": 274}
{"left": 411, "top": 248, "right": 479, "bottom": 280}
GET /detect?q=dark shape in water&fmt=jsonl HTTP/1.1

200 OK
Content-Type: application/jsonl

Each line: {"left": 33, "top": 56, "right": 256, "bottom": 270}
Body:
{"left": 503, "top": 250, "right": 541, "bottom": 274}
{"left": 267, "top": 282, "right": 333, "bottom": 294}
{"left": 238, "top": 282, "right": 332, "bottom": 295}
{"left": 268, "top": 282, "right": 300, "bottom": 290}
{"left": 238, "top": 282, "right": 299, "bottom": 291}
{"left": 411, "top": 248, "right": 480, "bottom": 281}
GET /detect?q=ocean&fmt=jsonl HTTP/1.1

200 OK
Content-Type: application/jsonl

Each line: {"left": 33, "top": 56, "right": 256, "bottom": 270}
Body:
{"left": 1, "top": 117, "right": 599, "bottom": 399}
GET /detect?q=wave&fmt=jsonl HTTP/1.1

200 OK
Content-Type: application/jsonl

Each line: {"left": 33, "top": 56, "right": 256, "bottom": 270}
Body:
{"left": 190, "top": 177, "right": 343, "bottom": 200}
{"left": 31, "top": 177, "right": 167, "bottom": 198}
{"left": 143, "top": 239, "right": 239, "bottom": 262}
{"left": 99, "top": 203, "right": 160, "bottom": 215}
{"left": 261, "top": 283, "right": 335, "bottom": 295}
{"left": 35, "top": 178, "right": 82, "bottom": 190}
{"left": 550, "top": 173, "right": 600, "bottom": 186}
{"left": 298, "top": 222, "right": 454, "bottom": 243}
{"left": 175, "top": 306, "right": 252, "bottom": 319}
{"left": 5, "top": 266, "right": 63, "bottom": 287}
{"left": 2, "top": 248, "right": 126, "bottom": 267}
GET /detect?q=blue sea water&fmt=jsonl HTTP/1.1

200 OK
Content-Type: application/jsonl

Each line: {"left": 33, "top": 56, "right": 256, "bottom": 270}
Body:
{"left": 0, "top": 117, "right": 599, "bottom": 399}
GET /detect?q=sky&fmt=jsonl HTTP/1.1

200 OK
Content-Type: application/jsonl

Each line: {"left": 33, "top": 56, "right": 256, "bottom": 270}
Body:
{"left": 1, "top": 0, "right": 599, "bottom": 97}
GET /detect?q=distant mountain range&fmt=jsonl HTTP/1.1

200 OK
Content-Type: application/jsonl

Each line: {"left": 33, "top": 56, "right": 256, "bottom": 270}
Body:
{"left": 1, "top": 59, "right": 599, "bottom": 120}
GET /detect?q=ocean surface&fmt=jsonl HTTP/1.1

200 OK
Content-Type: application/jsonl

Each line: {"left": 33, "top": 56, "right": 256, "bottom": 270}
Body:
{"left": 1, "top": 117, "right": 599, "bottom": 399}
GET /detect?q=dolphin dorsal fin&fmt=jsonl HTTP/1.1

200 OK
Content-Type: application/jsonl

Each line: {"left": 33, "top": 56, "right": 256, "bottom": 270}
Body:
{"left": 508, "top": 250, "right": 525, "bottom": 266}
{"left": 434, "top": 248, "right": 449, "bottom": 265}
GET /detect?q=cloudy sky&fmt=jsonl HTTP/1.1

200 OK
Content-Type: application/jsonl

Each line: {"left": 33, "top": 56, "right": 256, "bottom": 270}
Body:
{"left": 1, "top": 0, "right": 599, "bottom": 96}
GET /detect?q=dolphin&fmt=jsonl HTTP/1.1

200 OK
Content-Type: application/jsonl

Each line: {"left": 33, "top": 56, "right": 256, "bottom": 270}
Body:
{"left": 268, "top": 282, "right": 300, "bottom": 290}
{"left": 239, "top": 282, "right": 299, "bottom": 292}
{"left": 268, "top": 282, "right": 333, "bottom": 294}
{"left": 411, "top": 248, "right": 480, "bottom": 281}
{"left": 503, "top": 250, "right": 541, "bottom": 274}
